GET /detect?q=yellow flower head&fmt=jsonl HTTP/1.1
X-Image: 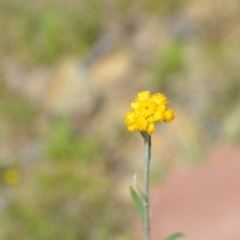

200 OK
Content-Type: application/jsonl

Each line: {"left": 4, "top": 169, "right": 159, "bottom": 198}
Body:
{"left": 124, "top": 91, "right": 175, "bottom": 134}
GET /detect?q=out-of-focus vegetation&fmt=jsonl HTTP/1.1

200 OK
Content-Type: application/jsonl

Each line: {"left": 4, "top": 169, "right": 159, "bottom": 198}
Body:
{"left": 1, "top": 0, "right": 240, "bottom": 239}
{"left": 0, "top": 77, "right": 132, "bottom": 240}
{"left": 0, "top": 0, "right": 101, "bottom": 64}
{"left": 0, "top": 0, "right": 189, "bottom": 65}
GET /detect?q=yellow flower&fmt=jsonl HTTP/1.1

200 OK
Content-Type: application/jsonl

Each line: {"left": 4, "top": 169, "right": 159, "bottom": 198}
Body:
{"left": 124, "top": 91, "right": 175, "bottom": 134}
{"left": 2, "top": 168, "right": 20, "bottom": 185}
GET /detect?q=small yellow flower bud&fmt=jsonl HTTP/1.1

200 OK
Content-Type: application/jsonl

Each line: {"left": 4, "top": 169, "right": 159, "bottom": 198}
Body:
{"left": 164, "top": 109, "right": 175, "bottom": 122}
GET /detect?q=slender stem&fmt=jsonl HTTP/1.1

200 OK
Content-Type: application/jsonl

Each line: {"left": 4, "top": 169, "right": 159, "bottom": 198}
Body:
{"left": 142, "top": 131, "right": 151, "bottom": 240}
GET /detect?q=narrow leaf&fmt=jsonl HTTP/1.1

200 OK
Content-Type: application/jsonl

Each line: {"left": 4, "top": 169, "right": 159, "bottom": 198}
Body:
{"left": 130, "top": 186, "right": 144, "bottom": 223}
{"left": 164, "top": 232, "right": 186, "bottom": 240}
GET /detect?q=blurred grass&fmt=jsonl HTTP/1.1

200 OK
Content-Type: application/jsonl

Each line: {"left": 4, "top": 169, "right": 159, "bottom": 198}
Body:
{"left": 45, "top": 118, "right": 101, "bottom": 161}
{"left": 0, "top": 79, "right": 133, "bottom": 239}
{"left": 2, "top": 167, "right": 132, "bottom": 240}
{"left": 0, "top": 0, "right": 189, "bottom": 65}
{"left": 0, "top": 0, "right": 101, "bottom": 64}
{"left": 150, "top": 40, "right": 185, "bottom": 91}
{"left": 0, "top": 78, "right": 38, "bottom": 137}
{"left": 0, "top": 0, "right": 138, "bottom": 238}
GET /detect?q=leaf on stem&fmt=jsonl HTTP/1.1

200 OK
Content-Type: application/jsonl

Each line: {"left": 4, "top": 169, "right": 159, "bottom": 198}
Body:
{"left": 129, "top": 186, "right": 144, "bottom": 223}
{"left": 164, "top": 232, "right": 186, "bottom": 240}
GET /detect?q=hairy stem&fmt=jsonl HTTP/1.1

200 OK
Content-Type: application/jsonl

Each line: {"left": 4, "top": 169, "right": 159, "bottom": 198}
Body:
{"left": 142, "top": 131, "right": 151, "bottom": 240}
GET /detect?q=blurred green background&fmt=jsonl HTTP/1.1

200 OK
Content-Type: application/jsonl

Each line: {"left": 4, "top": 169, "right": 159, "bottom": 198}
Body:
{"left": 1, "top": 0, "right": 240, "bottom": 239}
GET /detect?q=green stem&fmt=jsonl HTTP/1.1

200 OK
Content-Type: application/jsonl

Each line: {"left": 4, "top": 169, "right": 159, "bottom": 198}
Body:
{"left": 142, "top": 131, "right": 151, "bottom": 240}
